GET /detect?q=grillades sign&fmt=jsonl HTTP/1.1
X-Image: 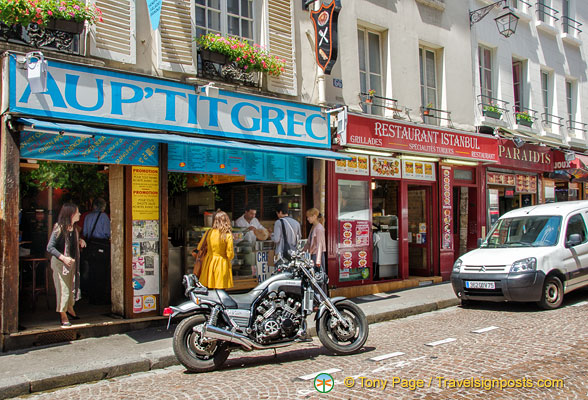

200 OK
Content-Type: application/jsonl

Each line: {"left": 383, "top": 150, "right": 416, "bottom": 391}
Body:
{"left": 346, "top": 114, "right": 499, "bottom": 162}
{"left": 310, "top": 0, "right": 341, "bottom": 74}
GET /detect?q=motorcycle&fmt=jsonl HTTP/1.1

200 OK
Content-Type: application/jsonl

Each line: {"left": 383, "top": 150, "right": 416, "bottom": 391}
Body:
{"left": 164, "top": 244, "right": 369, "bottom": 372}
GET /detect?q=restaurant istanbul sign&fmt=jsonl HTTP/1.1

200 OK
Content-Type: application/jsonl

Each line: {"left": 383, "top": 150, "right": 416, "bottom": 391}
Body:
{"left": 345, "top": 114, "right": 499, "bottom": 162}
{"left": 8, "top": 58, "right": 330, "bottom": 149}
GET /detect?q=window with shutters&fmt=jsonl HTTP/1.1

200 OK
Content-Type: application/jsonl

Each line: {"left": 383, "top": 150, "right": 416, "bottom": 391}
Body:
{"left": 195, "top": 0, "right": 255, "bottom": 43}
{"left": 90, "top": 0, "right": 136, "bottom": 63}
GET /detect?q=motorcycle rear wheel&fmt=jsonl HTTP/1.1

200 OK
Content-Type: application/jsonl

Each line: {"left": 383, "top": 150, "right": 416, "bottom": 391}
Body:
{"left": 318, "top": 300, "right": 368, "bottom": 354}
{"left": 172, "top": 314, "right": 231, "bottom": 372}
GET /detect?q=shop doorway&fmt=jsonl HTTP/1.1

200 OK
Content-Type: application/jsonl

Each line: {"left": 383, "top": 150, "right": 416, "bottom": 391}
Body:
{"left": 453, "top": 186, "right": 479, "bottom": 258}
{"left": 371, "top": 180, "right": 400, "bottom": 280}
{"left": 407, "top": 185, "right": 432, "bottom": 276}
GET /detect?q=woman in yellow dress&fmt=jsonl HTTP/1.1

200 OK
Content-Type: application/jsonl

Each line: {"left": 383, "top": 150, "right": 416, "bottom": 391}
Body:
{"left": 198, "top": 211, "right": 234, "bottom": 289}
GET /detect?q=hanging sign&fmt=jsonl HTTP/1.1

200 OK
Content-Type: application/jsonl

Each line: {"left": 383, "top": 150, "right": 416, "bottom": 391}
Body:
{"left": 146, "top": 0, "right": 163, "bottom": 30}
{"left": 310, "top": 0, "right": 341, "bottom": 74}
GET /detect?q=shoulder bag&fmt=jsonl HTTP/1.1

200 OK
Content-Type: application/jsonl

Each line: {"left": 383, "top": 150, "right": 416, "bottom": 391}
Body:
{"left": 192, "top": 230, "right": 210, "bottom": 277}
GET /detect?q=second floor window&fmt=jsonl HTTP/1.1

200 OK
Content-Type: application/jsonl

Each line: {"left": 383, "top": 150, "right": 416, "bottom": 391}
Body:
{"left": 566, "top": 80, "right": 575, "bottom": 123}
{"left": 512, "top": 61, "right": 523, "bottom": 112}
{"left": 541, "top": 71, "right": 551, "bottom": 122}
{"left": 419, "top": 47, "right": 438, "bottom": 110}
{"left": 195, "top": 0, "right": 254, "bottom": 42}
{"left": 479, "top": 46, "right": 493, "bottom": 104}
{"left": 358, "top": 27, "right": 383, "bottom": 116}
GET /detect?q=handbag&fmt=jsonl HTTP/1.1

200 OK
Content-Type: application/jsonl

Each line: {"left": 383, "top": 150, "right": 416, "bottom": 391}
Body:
{"left": 192, "top": 230, "right": 210, "bottom": 277}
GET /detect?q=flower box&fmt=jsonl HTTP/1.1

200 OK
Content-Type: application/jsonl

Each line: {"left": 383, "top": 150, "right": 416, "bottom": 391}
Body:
{"left": 516, "top": 117, "right": 533, "bottom": 127}
{"left": 46, "top": 19, "right": 84, "bottom": 34}
{"left": 483, "top": 110, "right": 502, "bottom": 119}
{"left": 199, "top": 49, "right": 230, "bottom": 65}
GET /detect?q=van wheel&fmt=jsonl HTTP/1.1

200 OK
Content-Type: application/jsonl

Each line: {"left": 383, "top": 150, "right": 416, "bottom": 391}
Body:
{"left": 537, "top": 276, "right": 563, "bottom": 310}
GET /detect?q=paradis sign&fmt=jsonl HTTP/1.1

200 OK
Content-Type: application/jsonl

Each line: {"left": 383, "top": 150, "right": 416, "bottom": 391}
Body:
{"left": 346, "top": 114, "right": 499, "bottom": 162}
{"left": 310, "top": 0, "right": 341, "bottom": 74}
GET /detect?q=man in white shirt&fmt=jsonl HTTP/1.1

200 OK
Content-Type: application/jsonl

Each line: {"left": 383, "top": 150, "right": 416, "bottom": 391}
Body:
{"left": 235, "top": 205, "right": 268, "bottom": 244}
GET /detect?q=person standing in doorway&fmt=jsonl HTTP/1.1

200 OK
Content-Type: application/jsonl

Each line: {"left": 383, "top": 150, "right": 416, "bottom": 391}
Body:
{"left": 47, "top": 203, "right": 86, "bottom": 326}
{"left": 82, "top": 198, "right": 111, "bottom": 305}
{"left": 271, "top": 203, "right": 301, "bottom": 262}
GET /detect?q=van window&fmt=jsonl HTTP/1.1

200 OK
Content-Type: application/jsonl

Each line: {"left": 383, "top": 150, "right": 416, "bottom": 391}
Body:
{"left": 565, "top": 214, "right": 588, "bottom": 247}
{"left": 484, "top": 215, "right": 561, "bottom": 248}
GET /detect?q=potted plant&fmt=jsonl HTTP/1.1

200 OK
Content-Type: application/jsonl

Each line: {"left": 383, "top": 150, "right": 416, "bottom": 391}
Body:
{"left": 195, "top": 33, "right": 286, "bottom": 77}
{"left": 515, "top": 111, "right": 534, "bottom": 127}
{"left": 0, "top": 0, "right": 103, "bottom": 33}
{"left": 366, "top": 89, "right": 376, "bottom": 104}
{"left": 483, "top": 102, "right": 502, "bottom": 119}
{"left": 423, "top": 102, "right": 433, "bottom": 116}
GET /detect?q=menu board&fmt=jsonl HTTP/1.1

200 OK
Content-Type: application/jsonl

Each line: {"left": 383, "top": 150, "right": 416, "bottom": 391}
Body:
{"left": 335, "top": 155, "right": 369, "bottom": 175}
{"left": 339, "top": 220, "right": 371, "bottom": 247}
{"left": 441, "top": 165, "right": 453, "bottom": 250}
{"left": 338, "top": 249, "right": 370, "bottom": 281}
{"left": 487, "top": 172, "right": 516, "bottom": 186}
{"left": 370, "top": 156, "right": 401, "bottom": 178}
{"left": 168, "top": 144, "right": 306, "bottom": 184}
{"left": 515, "top": 175, "right": 537, "bottom": 194}
{"left": 402, "top": 160, "right": 436, "bottom": 181}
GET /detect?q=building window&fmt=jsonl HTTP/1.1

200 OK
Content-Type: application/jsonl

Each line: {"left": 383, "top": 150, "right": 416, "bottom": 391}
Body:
{"left": 419, "top": 47, "right": 438, "bottom": 110}
{"left": 537, "top": 0, "right": 548, "bottom": 23}
{"left": 195, "top": 0, "right": 254, "bottom": 42}
{"left": 541, "top": 70, "right": 550, "bottom": 123}
{"left": 358, "top": 28, "right": 383, "bottom": 116}
{"left": 512, "top": 61, "right": 523, "bottom": 112}
{"left": 478, "top": 46, "right": 493, "bottom": 103}
{"left": 563, "top": 0, "right": 570, "bottom": 33}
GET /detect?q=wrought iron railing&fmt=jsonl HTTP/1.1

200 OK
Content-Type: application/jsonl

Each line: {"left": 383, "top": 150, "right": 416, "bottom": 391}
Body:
{"left": 541, "top": 112, "right": 564, "bottom": 127}
{"left": 567, "top": 119, "right": 587, "bottom": 134}
{"left": 562, "top": 16, "right": 582, "bottom": 35}
{"left": 197, "top": 49, "right": 261, "bottom": 87}
{"left": 0, "top": 23, "right": 81, "bottom": 54}
{"left": 478, "top": 94, "right": 509, "bottom": 120}
{"left": 359, "top": 93, "right": 412, "bottom": 121}
{"left": 536, "top": 2, "right": 559, "bottom": 24}
{"left": 420, "top": 105, "right": 453, "bottom": 127}
{"left": 512, "top": 106, "right": 538, "bottom": 127}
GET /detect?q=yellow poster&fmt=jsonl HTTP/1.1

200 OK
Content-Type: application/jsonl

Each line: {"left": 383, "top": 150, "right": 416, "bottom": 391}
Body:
{"left": 132, "top": 166, "right": 159, "bottom": 220}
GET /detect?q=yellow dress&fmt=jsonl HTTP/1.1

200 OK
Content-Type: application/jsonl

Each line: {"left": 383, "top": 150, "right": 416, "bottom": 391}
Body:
{"left": 198, "top": 229, "right": 234, "bottom": 289}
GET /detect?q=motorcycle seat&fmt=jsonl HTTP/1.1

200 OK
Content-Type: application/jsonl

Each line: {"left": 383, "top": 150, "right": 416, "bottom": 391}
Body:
{"left": 224, "top": 290, "right": 263, "bottom": 310}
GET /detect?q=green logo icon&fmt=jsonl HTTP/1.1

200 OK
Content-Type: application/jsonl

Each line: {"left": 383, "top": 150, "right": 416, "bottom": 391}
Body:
{"left": 314, "top": 373, "right": 334, "bottom": 393}
{"left": 361, "top": 267, "right": 369, "bottom": 279}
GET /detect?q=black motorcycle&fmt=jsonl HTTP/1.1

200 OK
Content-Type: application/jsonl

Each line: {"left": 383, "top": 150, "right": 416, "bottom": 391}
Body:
{"left": 164, "top": 245, "right": 369, "bottom": 372}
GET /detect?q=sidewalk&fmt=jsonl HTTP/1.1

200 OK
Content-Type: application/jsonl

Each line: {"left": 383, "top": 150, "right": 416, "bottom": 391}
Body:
{"left": 0, "top": 282, "right": 459, "bottom": 399}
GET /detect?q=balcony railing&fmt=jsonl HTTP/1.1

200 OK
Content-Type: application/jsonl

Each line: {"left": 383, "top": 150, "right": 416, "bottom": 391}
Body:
{"left": 478, "top": 94, "right": 509, "bottom": 121}
{"left": 360, "top": 92, "right": 411, "bottom": 121}
{"left": 197, "top": 49, "right": 261, "bottom": 87}
{"left": 513, "top": 107, "right": 538, "bottom": 128}
{"left": 567, "top": 120, "right": 587, "bottom": 135}
{"left": 541, "top": 112, "right": 564, "bottom": 127}
{"left": 562, "top": 16, "right": 582, "bottom": 35}
{"left": 536, "top": 2, "right": 559, "bottom": 24}
{"left": 420, "top": 105, "right": 453, "bottom": 127}
{"left": 0, "top": 23, "right": 81, "bottom": 54}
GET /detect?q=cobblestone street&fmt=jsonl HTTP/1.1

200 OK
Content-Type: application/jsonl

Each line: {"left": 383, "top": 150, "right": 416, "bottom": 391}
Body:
{"left": 28, "top": 289, "right": 588, "bottom": 400}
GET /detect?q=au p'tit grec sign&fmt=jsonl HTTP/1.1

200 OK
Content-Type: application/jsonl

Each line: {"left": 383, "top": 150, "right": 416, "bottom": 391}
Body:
{"left": 8, "top": 58, "right": 330, "bottom": 149}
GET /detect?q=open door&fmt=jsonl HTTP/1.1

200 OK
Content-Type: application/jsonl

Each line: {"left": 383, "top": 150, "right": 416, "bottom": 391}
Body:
{"left": 407, "top": 185, "right": 433, "bottom": 276}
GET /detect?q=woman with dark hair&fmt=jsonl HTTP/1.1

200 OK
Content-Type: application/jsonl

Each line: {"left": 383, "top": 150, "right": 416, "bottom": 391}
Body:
{"left": 47, "top": 203, "right": 86, "bottom": 326}
{"left": 198, "top": 210, "right": 234, "bottom": 289}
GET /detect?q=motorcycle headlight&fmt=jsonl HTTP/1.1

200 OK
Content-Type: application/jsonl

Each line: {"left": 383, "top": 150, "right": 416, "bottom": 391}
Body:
{"left": 452, "top": 259, "right": 462, "bottom": 273}
{"left": 510, "top": 257, "right": 537, "bottom": 273}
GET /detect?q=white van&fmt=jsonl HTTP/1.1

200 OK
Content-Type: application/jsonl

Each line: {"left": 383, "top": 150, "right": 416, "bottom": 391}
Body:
{"left": 451, "top": 201, "right": 588, "bottom": 309}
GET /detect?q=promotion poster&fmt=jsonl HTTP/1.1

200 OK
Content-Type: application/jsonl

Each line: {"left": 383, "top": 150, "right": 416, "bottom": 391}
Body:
{"left": 339, "top": 249, "right": 370, "bottom": 281}
{"left": 335, "top": 155, "right": 369, "bottom": 175}
{"left": 132, "top": 166, "right": 160, "bottom": 312}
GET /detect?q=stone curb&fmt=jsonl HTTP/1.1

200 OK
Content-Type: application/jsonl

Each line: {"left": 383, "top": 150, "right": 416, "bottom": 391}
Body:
{"left": 0, "top": 298, "right": 459, "bottom": 398}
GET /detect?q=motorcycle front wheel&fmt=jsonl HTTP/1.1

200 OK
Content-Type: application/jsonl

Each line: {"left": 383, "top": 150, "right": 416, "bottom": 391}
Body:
{"left": 172, "top": 314, "right": 231, "bottom": 372}
{"left": 318, "top": 300, "right": 368, "bottom": 354}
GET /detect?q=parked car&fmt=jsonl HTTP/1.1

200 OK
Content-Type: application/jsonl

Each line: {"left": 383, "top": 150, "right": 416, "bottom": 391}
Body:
{"left": 451, "top": 201, "right": 588, "bottom": 309}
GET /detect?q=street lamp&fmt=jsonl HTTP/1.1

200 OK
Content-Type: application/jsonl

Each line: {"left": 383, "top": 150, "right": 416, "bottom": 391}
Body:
{"left": 470, "top": 0, "right": 519, "bottom": 38}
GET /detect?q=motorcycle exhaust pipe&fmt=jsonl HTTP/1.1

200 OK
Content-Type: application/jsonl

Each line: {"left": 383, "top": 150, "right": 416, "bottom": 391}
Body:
{"left": 203, "top": 324, "right": 292, "bottom": 350}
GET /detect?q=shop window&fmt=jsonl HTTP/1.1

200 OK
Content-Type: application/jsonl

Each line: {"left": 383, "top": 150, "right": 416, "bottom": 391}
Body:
{"left": 338, "top": 180, "right": 370, "bottom": 221}
{"left": 453, "top": 169, "right": 474, "bottom": 182}
{"left": 358, "top": 27, "right": 383, "bottom": 116}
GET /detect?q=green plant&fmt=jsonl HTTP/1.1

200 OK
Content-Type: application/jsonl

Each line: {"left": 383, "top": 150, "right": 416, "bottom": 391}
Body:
{"left": 515, "top": 111, "right": 533, "bottom": 122}
{"left": 368, "top": 89, "right": 376, "bottom": 97}
{"left": 196, "top": 33, "right": 286, "bottom": 76}
{"left": 0, "top": 0, "right": 103, "bottom": 28}
{"left": 168, "top": 172, "right": 187, "bottom": 197}
{"left": 483, "top": 102, "right": 502, "bottom": 114}
{"left": 201, "top": 174, "right": 222, "bottom": 201}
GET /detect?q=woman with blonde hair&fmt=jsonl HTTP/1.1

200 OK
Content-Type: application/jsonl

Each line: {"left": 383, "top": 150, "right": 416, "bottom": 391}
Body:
{"left": 304, "top": 208, "right": 326, "bottom": 273}
{"left": 198, "top": 210, "right": 234, "bottom": 289}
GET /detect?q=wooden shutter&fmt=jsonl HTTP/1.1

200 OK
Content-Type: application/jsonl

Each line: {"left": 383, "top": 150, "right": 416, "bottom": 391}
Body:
{"left": 267, "top": 0, "right": 297, "bottom": 96}
{"left": 90, "top": 0, "right": 136, "bottom": 63}
{"left": 159, "top": 0, "right": 196, "bottom": 73}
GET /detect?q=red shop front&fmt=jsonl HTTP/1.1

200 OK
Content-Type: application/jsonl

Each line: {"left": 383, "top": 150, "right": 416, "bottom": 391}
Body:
{"left": 327, "top": 114, "right": 499, "bottom": 294}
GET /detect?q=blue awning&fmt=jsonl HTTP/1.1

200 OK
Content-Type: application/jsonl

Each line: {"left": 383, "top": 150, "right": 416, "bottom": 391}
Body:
{"left": 17, "top": 118, "right": 350, "bottom": 161}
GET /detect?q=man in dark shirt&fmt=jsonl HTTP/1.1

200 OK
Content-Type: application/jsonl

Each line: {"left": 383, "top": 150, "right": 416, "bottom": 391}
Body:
{"left": 82, "top": 198, "right": 111, "bottom": 305}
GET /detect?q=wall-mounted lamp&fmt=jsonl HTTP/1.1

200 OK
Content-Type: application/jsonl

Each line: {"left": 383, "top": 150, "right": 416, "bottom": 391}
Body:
{"left": 513, "top": 136, "right": 525, "bottom": 148}
{"left": 25, "top": 51, "right": 48, "bottom": 94}
{"left": 197, "top": 82, "right": 219, "bottom": 98}
{"left": 443, "top": 159, "right": 479, "bottom": 166}
{"left": 470, "top": 0, "right": 519, "bottom": 38}
{"left": 564, "top": 151, "right": 576, "bottom": 161}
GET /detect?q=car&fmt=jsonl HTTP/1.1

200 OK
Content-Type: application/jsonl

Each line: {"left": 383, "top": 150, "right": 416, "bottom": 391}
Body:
{"left": 451, "top": 201, "right": 588, "bottom": 309}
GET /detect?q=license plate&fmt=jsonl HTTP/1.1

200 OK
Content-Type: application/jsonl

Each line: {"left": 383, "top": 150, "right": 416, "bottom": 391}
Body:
{"left": 465, "top": 281, "right": 495, "bottom": 289}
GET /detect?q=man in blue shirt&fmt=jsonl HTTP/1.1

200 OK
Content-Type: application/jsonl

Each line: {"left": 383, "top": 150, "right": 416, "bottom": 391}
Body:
{"left": 271, "top": 203, "right": 301, "bottom": 262}
{"left": 82, "top": 198, "right": 111, "bottom": 305}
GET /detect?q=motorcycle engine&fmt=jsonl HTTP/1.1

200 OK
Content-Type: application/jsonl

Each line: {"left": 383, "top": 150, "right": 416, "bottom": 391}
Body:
{"left": 252, "top": 291, "right": 302, "bottom": 343}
